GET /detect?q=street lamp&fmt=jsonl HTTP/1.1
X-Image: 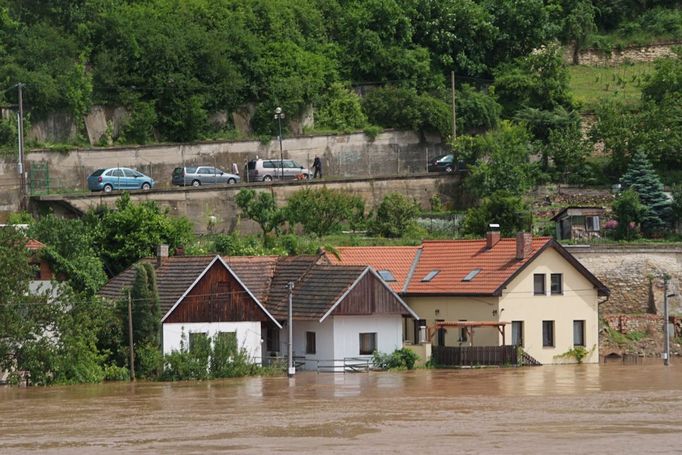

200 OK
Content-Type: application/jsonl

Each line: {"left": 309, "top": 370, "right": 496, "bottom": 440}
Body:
{"left": 274, "top": 107, "right": 285, "bottom": 181}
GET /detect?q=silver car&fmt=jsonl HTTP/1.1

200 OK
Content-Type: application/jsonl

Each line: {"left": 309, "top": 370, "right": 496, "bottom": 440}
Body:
{"left": 172, "top": 166, "right": 240, "bottom": 187}
{"left": 246, "top": 159, "right": 310, "bottom": 182}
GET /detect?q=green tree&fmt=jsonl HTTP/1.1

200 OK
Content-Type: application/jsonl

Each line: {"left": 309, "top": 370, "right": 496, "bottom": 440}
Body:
{"left": 128, "top": 263, "right": 161, "bottom": 378}
{"left": 369, "top": 193, "right": 420, "bottom": 238}
{"left": 286, "top": 187, "right": 365, "bottom": 237}
{"left": 544, "top": 124, "right": 592, "bottom": 183}
{"left": 315, "top": 82, "right": 367, "bottom": 131}
{"left": 554, "top": 0, "right": 597, "bottom": 64}
{"left": 456, "top": 84, "right": 501, "bottom": 134}
{"left": 612, "top": 189, "right": 646, "bottom": 240}
{"left": 672, "top": 184, "right": 682, "bottom": 229}
{"left": 94, "top": 193, "right": 193, "bottom": 275}
{"left": 461, "top": 191, "right": 532, "bottom": 237}
{"left": 620, "top": 150, "right": 672, "bottom": 236}
{"left": 641, "top": 47, "right": 682, "bottom": 104}
{"left": 235, "top": 189, "right": 286, "bottom": 243}
{"left": 464, "top": 121, "right": 538, "bottom": 197}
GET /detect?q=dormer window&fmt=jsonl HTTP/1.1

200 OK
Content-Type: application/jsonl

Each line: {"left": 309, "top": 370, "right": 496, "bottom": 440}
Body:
{"left": 378, "top": 270, "right": 396, "bottom": 282}
{"left": 421, "top": 270, "right": 440, "bottom": 282}
{"left": 462, "top": 268, "right": 481, "bottom": 282}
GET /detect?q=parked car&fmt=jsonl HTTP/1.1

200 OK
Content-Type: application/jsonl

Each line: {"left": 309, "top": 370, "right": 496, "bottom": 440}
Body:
{"left": 172, "top": 166, "right": 240, "bottom": 187}
{"left": 87, "top": 167, "right": 155, "bottom": 193}
{"left": 246, "top": 159, "right": 310, "bottom": 182}
{"left": 427, "top": 154, "right": 456, "bottom": 173}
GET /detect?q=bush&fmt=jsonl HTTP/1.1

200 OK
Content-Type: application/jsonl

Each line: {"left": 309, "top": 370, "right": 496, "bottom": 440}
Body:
{"left": 120, "top": 101, "right": 157, "bottom": 145}
{"left": 136, "top": 342, "right": 163, "bottom": 380}
{"left": 316, "top": 82, "right": 367, "bottom": 131}
{"left": 372, "top": 348, "right": 419, "bottom": 370}
{"left": 369, "top": 193, "right": 421, "bottom": 238}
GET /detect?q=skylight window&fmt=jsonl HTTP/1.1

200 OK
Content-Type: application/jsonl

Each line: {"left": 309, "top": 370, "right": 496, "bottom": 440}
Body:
{"left": 462, "top": 268, "right": 481, "bottom": 282}
{"left": 378, "top": 270, "right": 396, "bottom": 282}
{"left": 421, "top": 270, "right": 440, "bottom": 282}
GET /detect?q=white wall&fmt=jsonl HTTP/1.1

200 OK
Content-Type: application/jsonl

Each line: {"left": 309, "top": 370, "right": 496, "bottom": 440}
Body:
{"left": 163, "top": 322, "right": 262, "bottom": 363}
{"left": 287, "top": 319, "right": 334, "bottom": 371}
{"left": 333, "top": 315, "right": 404, "bottom": 362}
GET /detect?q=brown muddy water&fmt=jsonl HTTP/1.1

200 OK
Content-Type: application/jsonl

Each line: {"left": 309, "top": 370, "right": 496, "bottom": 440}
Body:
{"left": 2, "top": 362, "right": 682, "bottom": 454}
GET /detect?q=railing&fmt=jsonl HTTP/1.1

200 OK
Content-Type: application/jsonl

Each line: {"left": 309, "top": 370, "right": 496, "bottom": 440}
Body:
{"left": 260, "top": 356, "right": 372, "bottom": 373}
{"left": 432, "top": 345, "right": 518, "bottom": 367}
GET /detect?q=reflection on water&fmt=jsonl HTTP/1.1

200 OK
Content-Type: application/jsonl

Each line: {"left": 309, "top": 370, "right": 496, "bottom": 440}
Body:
{"left": 2, "top": 362, "right": 682, "bottom": 454}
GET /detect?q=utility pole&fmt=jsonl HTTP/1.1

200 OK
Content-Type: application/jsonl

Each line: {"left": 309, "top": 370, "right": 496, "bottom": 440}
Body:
{"left": 287, "top": 281, "right": 295, "bottom": 378}
{"left": 17, "top": 83, "right": 27, "bottom": 210}
{"left": 128, "top": 290, "right": 136, "bottom": 381}
{"left": 451, "top": 71, "right": 456, "bottom": 141}
{"left": 663, "top": 274, "right": 670, "bottom": 366}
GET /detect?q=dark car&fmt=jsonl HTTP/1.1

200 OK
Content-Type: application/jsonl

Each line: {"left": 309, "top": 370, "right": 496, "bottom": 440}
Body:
{"left": 428, "top": 154, "right": 455, "bottom": 173}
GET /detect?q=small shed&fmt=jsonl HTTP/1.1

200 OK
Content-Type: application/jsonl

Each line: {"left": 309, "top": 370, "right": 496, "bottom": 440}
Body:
{"left": 551, "top": 206, "right": 605, "bottom": 240}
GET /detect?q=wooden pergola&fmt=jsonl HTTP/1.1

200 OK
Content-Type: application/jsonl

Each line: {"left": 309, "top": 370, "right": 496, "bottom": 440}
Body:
{"left": 428, "top": 320, "right": 510, "bottom": 347}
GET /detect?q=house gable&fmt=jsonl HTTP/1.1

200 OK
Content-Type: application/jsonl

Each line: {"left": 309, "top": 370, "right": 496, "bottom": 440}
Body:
{"left": 163, "top": 258, "right": 275, "bottom": 325}
{"left": 325, "top": 269, "right": 418, "bottom": 320}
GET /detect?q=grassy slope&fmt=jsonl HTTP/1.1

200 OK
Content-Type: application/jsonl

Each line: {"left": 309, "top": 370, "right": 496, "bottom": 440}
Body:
{"left": 568, "top": 62, "right": 655, "bottom": 113}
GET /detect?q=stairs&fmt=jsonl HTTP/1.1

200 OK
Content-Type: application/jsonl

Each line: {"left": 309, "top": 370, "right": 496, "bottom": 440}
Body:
{"left": 519, "top": 350, "right": 542, "bottom": 366}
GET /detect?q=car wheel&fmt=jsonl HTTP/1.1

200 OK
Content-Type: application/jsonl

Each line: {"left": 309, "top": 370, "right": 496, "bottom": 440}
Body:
{"left": 141, "top": 182, "right": 151, "bottom": 190}
{"left": 445, "top": 165, "right": 454, "bottom": 174}
{"left": 103, "top": 184, "right": 113, "bottom": 193}
{"left": 192, "top": 180, "right": 201, "bottom": 187}
{"left": 227, "top": 178, "right": 236, "bottom": 184}
{"left": 263, "top": 175, "right": 273, "bottom": 182}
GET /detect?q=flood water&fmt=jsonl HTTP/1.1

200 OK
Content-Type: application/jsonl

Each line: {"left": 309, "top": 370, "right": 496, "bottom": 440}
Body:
{"left": 2, "top": 362, "right": 682, "bottom": 454}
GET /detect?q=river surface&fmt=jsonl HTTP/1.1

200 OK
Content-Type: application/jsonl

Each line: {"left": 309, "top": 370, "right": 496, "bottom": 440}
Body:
{"left": 2, "top": 362, "right": 681, "bottom": 454}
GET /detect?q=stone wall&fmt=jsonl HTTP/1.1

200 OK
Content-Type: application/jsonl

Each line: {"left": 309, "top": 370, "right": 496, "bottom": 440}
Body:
{"left": 0, "top": 161, "right": 20, "bottom": 222}
{"left": 564, "top": 42, "right": 680, "bottom": 66}
{"left": 566, "top": 244, "right": 682, "bottom": 316}
{"left": 36, "top": 174, "right": 456, "bottom": 235}
{"left": 24, "top": 130, "right": 444, "bottom": 193}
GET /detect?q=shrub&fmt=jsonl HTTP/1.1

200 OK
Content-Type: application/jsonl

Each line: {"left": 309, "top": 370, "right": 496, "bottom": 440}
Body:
{"left": 372, "top": 348, "right": 419, "bottom": 370}
{"left": 120, "top": 101, "right": 157, "bottom": 145}
{"left": 369, "top": 193, "right": 421, "bottom": 238}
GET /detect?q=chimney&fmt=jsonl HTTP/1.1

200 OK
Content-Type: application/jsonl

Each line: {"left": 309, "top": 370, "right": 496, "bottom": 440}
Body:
{"left": 156, "top": 244, "right": 169, "bottom": 267}
{"left": 515, "top": 232, "right": 533, "bottom": 260}
{"left": 486, "top": 223, "right": 501, "bottom": 249}
{"left": 175, "top": 245, "right": 185, "bottom": 257}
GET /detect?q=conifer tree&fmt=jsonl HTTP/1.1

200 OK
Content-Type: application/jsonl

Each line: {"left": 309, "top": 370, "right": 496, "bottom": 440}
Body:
{"left": 620, "top": 150, "right": 671, "bottom": 236}
{"left": 130, "top": 263, "right": 160, "bottom": 347}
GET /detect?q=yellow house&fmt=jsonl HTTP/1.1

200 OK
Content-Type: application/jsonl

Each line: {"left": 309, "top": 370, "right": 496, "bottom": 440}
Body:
{"left": 325, "top": 232, "right": 610, "bottom": 364}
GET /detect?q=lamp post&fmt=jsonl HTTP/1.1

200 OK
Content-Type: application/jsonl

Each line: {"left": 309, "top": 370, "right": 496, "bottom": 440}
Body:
{"left": 274, "top": 107, "right": 285, "bottom": 181}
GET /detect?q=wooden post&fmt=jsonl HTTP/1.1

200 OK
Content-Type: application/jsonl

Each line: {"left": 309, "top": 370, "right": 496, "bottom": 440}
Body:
{"left": 128, "top": 289, "right": 136, "bottom": 381}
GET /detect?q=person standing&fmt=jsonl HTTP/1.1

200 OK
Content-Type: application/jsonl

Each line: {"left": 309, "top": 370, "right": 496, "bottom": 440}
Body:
{"left": 231, "top": 162, "right": 239, "bottom": 175}
{"left": 313, "top": 156, "right": 322, "bottom": 179}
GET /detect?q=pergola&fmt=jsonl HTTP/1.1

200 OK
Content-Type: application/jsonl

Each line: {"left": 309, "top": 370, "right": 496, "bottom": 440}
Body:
{"left": 428, "top": 320, "right": 510, "bottom": 347}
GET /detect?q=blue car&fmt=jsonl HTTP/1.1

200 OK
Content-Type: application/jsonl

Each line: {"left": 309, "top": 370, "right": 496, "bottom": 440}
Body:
{"left": 87, "top": 167, "right": 155, "bottom": 193}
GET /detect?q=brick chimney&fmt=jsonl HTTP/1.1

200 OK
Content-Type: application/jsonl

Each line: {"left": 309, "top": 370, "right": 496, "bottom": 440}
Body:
{"left": 175, "top": 245, "right": 185, "bottom": 256}
{"left": 156, "top": 244, "right": 169, "bottom": 267}
{"left": 515, "top": 232, "right": 532, "bottom": 260}
{"left": 486, "top": 231, "right": 500, "bottom": 249}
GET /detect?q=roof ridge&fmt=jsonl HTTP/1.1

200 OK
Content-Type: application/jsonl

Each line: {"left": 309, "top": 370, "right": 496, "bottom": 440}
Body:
{"left": 402, "top": 247, "right": 422, "bottom": 293}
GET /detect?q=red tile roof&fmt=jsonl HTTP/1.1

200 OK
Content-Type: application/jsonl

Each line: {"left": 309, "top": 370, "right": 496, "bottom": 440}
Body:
{"left": 407, "top": 238, "right": 550, "bottom": 295}
{"left": 324, "top": 237, "right": 608, "bottom": 296}
{"left": 323, "top": 246, "right": 420, "bottom": 292}
{"left": 25, "top": 239, "right": 46, "bottom": 251}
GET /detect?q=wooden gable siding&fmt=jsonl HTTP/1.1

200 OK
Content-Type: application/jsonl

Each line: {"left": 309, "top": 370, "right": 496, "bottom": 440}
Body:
{"left": 165, "top": 262, "right": 269, "bottom": 324}
{"left": 332, "top": 272, "right": 409, "bottom": 317}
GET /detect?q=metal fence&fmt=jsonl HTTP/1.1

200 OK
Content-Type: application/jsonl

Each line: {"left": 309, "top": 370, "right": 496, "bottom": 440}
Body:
{"left": 432, "top": 345, "right": 518, "bottom": 367}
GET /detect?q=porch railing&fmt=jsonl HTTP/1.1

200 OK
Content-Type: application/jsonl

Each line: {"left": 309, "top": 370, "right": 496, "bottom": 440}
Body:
{"left": 432, "top": 345, "right": 518, "bottom": 367}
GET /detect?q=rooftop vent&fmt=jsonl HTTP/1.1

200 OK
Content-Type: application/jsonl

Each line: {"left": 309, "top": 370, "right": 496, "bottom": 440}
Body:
{"left": 421, "top": 270, "right": 440, "bottom": 282}
{"left": 462, "top": 268, "right": 481, "bottom": 282}
{"left": 378, "top": 270, "right": 396, "bottom": 282}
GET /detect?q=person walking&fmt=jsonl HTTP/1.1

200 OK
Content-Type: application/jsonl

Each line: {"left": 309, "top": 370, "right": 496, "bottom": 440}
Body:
{"left": 313, "top": 156, "right": 322, "bottom": 179}
{"left": 231, "top": 162, "right": 239, "bottom": 175}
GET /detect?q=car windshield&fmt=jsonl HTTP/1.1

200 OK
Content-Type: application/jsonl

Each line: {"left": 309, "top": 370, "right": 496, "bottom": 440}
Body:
{"left": 90, "top": 169, "right": 105, "bottom": 177}
{"left": 438, "top": 155, "right": 454, "bottom": 162}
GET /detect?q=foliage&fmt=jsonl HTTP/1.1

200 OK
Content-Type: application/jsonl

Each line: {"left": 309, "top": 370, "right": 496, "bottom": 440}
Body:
{"left": 315, "top": 82, "right": 367, "bottom": 131}
{"left": 286, "top": 187, "right": 365, "bottom": 237}
{"left": 362, "top": 86, "right": 452, "bottom": 138}
{"left": 612, "top": 188, "right": 646, "bottom": 240}
{"left": 93, "top": 193, "right": 193, "bottom": 275}
{"left": 641, "top": 48, "right": 682, "bottom": 104}
{"left": 235, "top": 189, "right": 286, "bottom": 243}
{"left": 461, "top": 191, "right": 532, "bottom": 237}
{"left": 369, "top": 193, "right": 421, "bottom": 238}
{"left": 492, "top": 44, "right": 573, "bottom": 119}
{"left": 556, "top": 345, "right": 594, "bottom": 363}
{"left": 456, "top": 84, "right": 501, "bottom": 134}
{"left": 620, "top": 150, "right": 672, "bottom": 236}
{"left": 543, "top": 124, "right": 593, "bottom": 183}
{"left": 119, "top": 101, "right": 157, "bottom": 145}
{"left": 672, "top": 185, "right": 682, "bottom": 227}
{"left": 463, "top": 122, "right": 538, "bottom": 197}
{"left": 130, "top": 263, "right": 161, "bottom": 349}
{"left": 555, "top": 0, "right": 596, "bottom": 63}
{"left": 514, "top": 105, "right": 579, "bottom": 144}
{"left": 372, "top": 348, "right": 418, "bottom": 370}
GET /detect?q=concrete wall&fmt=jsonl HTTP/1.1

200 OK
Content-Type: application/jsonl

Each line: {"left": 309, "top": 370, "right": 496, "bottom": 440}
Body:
{"left": 0, "top": 161, "right": 20, "bottom": 222}
{"left": 289, "top": 318, "right": 335, "bottom": 371}
{"left": 566, "top": 244, "right": 682, "bottom": 316}
{"left": 25, "top": 130, "right": 444, "bottom": 193}
{"left": 40, "top": 174, "right": 456, "bottom": 234}
{"left": 333, "top": 314, "right": 404, "bottom": 362}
